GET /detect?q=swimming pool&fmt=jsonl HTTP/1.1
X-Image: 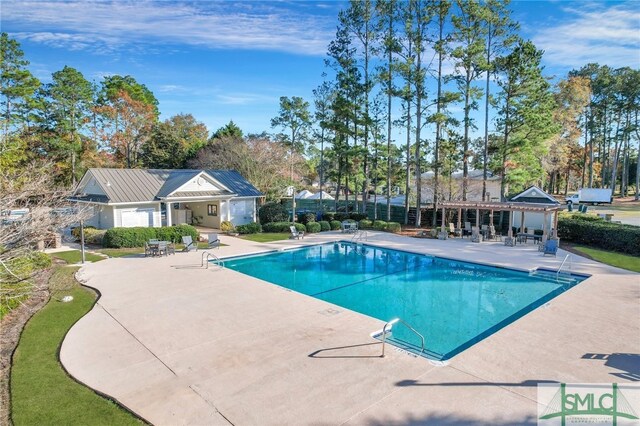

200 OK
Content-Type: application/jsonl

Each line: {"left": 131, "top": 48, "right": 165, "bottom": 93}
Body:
{"left": 224, "top": 242, "right": 587, "bottom": 360}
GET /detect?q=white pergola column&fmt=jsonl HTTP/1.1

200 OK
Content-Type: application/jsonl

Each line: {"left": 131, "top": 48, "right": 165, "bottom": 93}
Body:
{"left": 508, "top": 211, "right": 513, "bottom": 238}
{"left": 166, "top": 203, "right": 172, "bottom": 226}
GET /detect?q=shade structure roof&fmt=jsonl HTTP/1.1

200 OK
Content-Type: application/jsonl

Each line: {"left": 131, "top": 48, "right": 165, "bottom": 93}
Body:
{"left": 307, "top": 191, "right": 334, "bottom": 200}
{"left": 437, "top": 201, "right": 563, "bottom": 213}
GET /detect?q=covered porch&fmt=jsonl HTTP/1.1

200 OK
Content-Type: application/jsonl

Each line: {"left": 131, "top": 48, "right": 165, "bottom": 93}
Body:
{"left": 436, "top": 201, "right": 563, "bottom": 244}
{"left": 162, "top": 196, "right": 232, "bottom": 228}
{"left": 161, "top": 196, "right": 257, "bottom": 228}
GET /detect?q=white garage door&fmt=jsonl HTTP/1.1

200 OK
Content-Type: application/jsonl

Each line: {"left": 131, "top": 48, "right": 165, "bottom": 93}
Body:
{"left": 120, "top": 208, "right": 154, "bottom": 227}
{"left": 229, "top": 200, "right": 254, "bottom": 225}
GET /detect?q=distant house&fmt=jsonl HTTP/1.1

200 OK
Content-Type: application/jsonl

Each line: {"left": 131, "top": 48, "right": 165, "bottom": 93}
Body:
{"left": 510, "top": 185, "right": 559, "bottom": 231}
{"left": 70, "top": 168, "right": 263, "bottom": 229}
{"left": 420, "top": 170, "right": 502, "bottom": 204}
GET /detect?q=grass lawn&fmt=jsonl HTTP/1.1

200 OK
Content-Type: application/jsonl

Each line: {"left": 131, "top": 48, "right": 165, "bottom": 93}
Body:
{"left": 96, "top": 242, "right": 225, "bottom": 258}
{"left": 10, "top": 266, "right": 141, "bottom": 425}
{"left": 97, "top": 247, "right": 144, "bottom": 258}
{"left": 573, "top": 245, "right": 640, "bottom": 273}
{"left": 51, "top": 250, "right": 105, "bottom": 264}
{"left": 240, "top": 233, "right": 291, "bottom": 243}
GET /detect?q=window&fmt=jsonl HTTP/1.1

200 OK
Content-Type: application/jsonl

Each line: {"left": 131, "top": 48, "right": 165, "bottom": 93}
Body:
{"left": 207, "top": 204, "right": 218, "bottom": 216}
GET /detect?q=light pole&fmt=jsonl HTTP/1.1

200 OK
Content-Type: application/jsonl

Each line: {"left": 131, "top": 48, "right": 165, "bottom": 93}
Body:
{"left": 286, "top": 185, "right": 296, "bottom": 223}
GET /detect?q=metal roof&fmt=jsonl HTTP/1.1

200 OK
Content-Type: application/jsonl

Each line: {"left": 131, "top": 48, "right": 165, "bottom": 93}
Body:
{"left": 206, "top": 170, "right": 263, "bottom": 198}
{"left": 73, "top": 168, "right": 262, "bottom": 204}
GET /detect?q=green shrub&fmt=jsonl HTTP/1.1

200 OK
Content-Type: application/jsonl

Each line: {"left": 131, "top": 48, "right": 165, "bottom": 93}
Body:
{"left": 299, "top": 212, "right": 316, "bottom": 224}
{"left": 387, "top": 222, "right": 401, "bottom": 233}
{"left": 322, "top": 212, "right": 336, "bottom": 221}
{"left": 329, "top": 220, "right": 342, "bottom": 230}
{"left": 259, "top": 202, "right": 289, "bottom": 224}
{"left": 359, "top": 219, "right": 373, "bottom": 229}
{"left": 306, "top": 222, "right": 321, "bottom": 233}
{"left": 85, "top": 229, "right": 106, "bottom": 245}
{"left": 373, "top": 220, "right": 388, "bottom": 231}
{"left": 262, "top": 222, "right": 306, "bottom": 233}
{"left": 71, "top": 226, "right": 96, "bottom": 240}
{"left": 102, "top": 225, "right": 198, "bottom": 248}
{"left": 318, "top": 221, "right": 331, "bottom": 232}
{"left": 566, "top": 213, "right": 603, "bottom": 222}
{"left": 350, "top": 213, "right": 367, "bottom": 221}
{"left": 558, "top": 216, "right": 640, "bottom": 256}
{"left": 220, "top": 220, "right": 235, "bottom": 232}
{"left": 236, "top": 222, "right": 262, "bottom": 234}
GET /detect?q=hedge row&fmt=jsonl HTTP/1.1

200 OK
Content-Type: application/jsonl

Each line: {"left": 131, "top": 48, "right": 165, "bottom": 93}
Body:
{"left": 236, "top": 222, "right": 262, "bottom": 234}
{"left": 558, "top": 215, "right": 640, "bottom": 256}
{"left": 358, "top": 219, "right": 402, "bottom": 233}
{"left": 102, "top": 224, "right": 199, "bottom": 248}
{"left": 321, "top": 212, "right": 367, "bottom": 222}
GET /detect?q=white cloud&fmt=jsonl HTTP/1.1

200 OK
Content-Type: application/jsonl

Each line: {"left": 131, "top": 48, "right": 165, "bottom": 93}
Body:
{"left": 215, "top": 93, "right": 275, "bottom": 105}
{"left": 3, "top": 1, "right": 334, "bottom": 56}
{"left": 532, "top": 3, "right": 640, "bottom": 69}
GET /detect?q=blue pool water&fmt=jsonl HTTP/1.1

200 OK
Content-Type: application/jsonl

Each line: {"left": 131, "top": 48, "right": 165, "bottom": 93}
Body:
{"left": 224, "top": 242, "right": 586, "bottom": 360}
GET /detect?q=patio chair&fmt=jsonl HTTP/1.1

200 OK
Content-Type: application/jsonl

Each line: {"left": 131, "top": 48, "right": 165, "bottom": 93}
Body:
{"left": 489, "top": 225, "right": 500, "bottom": 241}
{"left": 542, "top": 239, "right": 558, "bottom": 256}
{"left": 157, "top": 241, "right": 169, "bottom": 257}
{"left": 207, "top": 233, "right": 220, "bottom": 249}
{"left": 448, "top": 223, "right": 461, "bottom": 237}
{"left": 470, "top": 226, "right": 481, "bottom": 243}
{"left": 144, "top": 241, "right": 153, "bottom": 257}
{"left": 181, "top": 235, "right": 198, "bottom": 252}
{"left": 290, "top": 226, "right": 304, "bottom": 240}
{"left": 463, "top": 221, "right": 472, "bottom": 237}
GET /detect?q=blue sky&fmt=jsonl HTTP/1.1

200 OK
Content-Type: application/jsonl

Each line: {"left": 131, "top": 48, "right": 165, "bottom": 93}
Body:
{"left": 2, "top": 0, "right": 639, "bottom": 139}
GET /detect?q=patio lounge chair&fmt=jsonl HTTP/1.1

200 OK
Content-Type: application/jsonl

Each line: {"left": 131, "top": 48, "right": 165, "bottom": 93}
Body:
{"left": 208, "top": 233, "right": 220, "bottom": 249}
{"left": 471, "top": 226, "right": 481, "bottom": 243}
{"left": 290, "top": 226, "right": 304, "bottom": 240}
{"left": 542, "top": 239, "right": 558, "bottom": 256}
{"left": 181, "top": 235, "right": 198, "bottom": 252}
{"left": 463, "top": 221, "right": 472, "bottom": 237}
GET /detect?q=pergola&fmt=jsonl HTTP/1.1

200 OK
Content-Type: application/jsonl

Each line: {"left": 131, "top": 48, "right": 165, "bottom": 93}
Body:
{"left": 436, "top": 201, "right": 563, "bottom": 241}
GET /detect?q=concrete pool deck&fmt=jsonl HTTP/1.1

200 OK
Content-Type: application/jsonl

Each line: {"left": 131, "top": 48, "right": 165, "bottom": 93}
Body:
{"left": 62, "top": 232, "right": 640, "bottom": 425}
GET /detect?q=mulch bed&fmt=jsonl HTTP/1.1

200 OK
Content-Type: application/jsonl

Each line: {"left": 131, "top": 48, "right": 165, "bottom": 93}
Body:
{"left": 0, "top": 268, "right": 54, "bottom": 425}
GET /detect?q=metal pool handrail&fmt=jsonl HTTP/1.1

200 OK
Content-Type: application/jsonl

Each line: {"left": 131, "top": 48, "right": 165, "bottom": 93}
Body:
{"left": 556, "top": 254, "right": 572, "bottom": 282}
{"left": 351, "top": 230, "right": 368, "bottom": 243}
{"left": 381, "top": 318, "right": 425, "bottom": 357}
{"left": 201, "top": 251, "right": 224, "bottom": 269}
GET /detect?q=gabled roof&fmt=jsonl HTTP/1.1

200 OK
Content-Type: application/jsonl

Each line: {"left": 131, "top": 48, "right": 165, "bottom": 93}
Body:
{"left": 71, "top": 168, "right": 262, "bottom": 204}
{"left": 510, "top": 185, "right": 559, "bottom": 204}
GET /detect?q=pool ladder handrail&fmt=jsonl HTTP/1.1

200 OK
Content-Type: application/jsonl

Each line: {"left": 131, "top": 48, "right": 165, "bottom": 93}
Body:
{"left": 556, "top": 254, "right": 572, "bottom": 283}
{"left": 381, "top": 317, "right": 425, "bottom": 357}
{"left": 351, "top": 230, "right": 368, "bottom": 243}
{"left": 201, "top": 251, "right": 224, "bottom": 269}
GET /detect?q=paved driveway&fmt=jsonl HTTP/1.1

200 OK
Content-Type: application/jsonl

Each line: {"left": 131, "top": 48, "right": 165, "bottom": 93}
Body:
{"left": 61, "top": 232, "right": 640, "bottom": 425}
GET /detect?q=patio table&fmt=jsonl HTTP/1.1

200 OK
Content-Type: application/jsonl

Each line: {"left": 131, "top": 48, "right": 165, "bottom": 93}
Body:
{"left": 341, "top": 221, "right": 358, "bottom": 233}
{"left": 148, "top": 240, "right": 172, "bottom": 256}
